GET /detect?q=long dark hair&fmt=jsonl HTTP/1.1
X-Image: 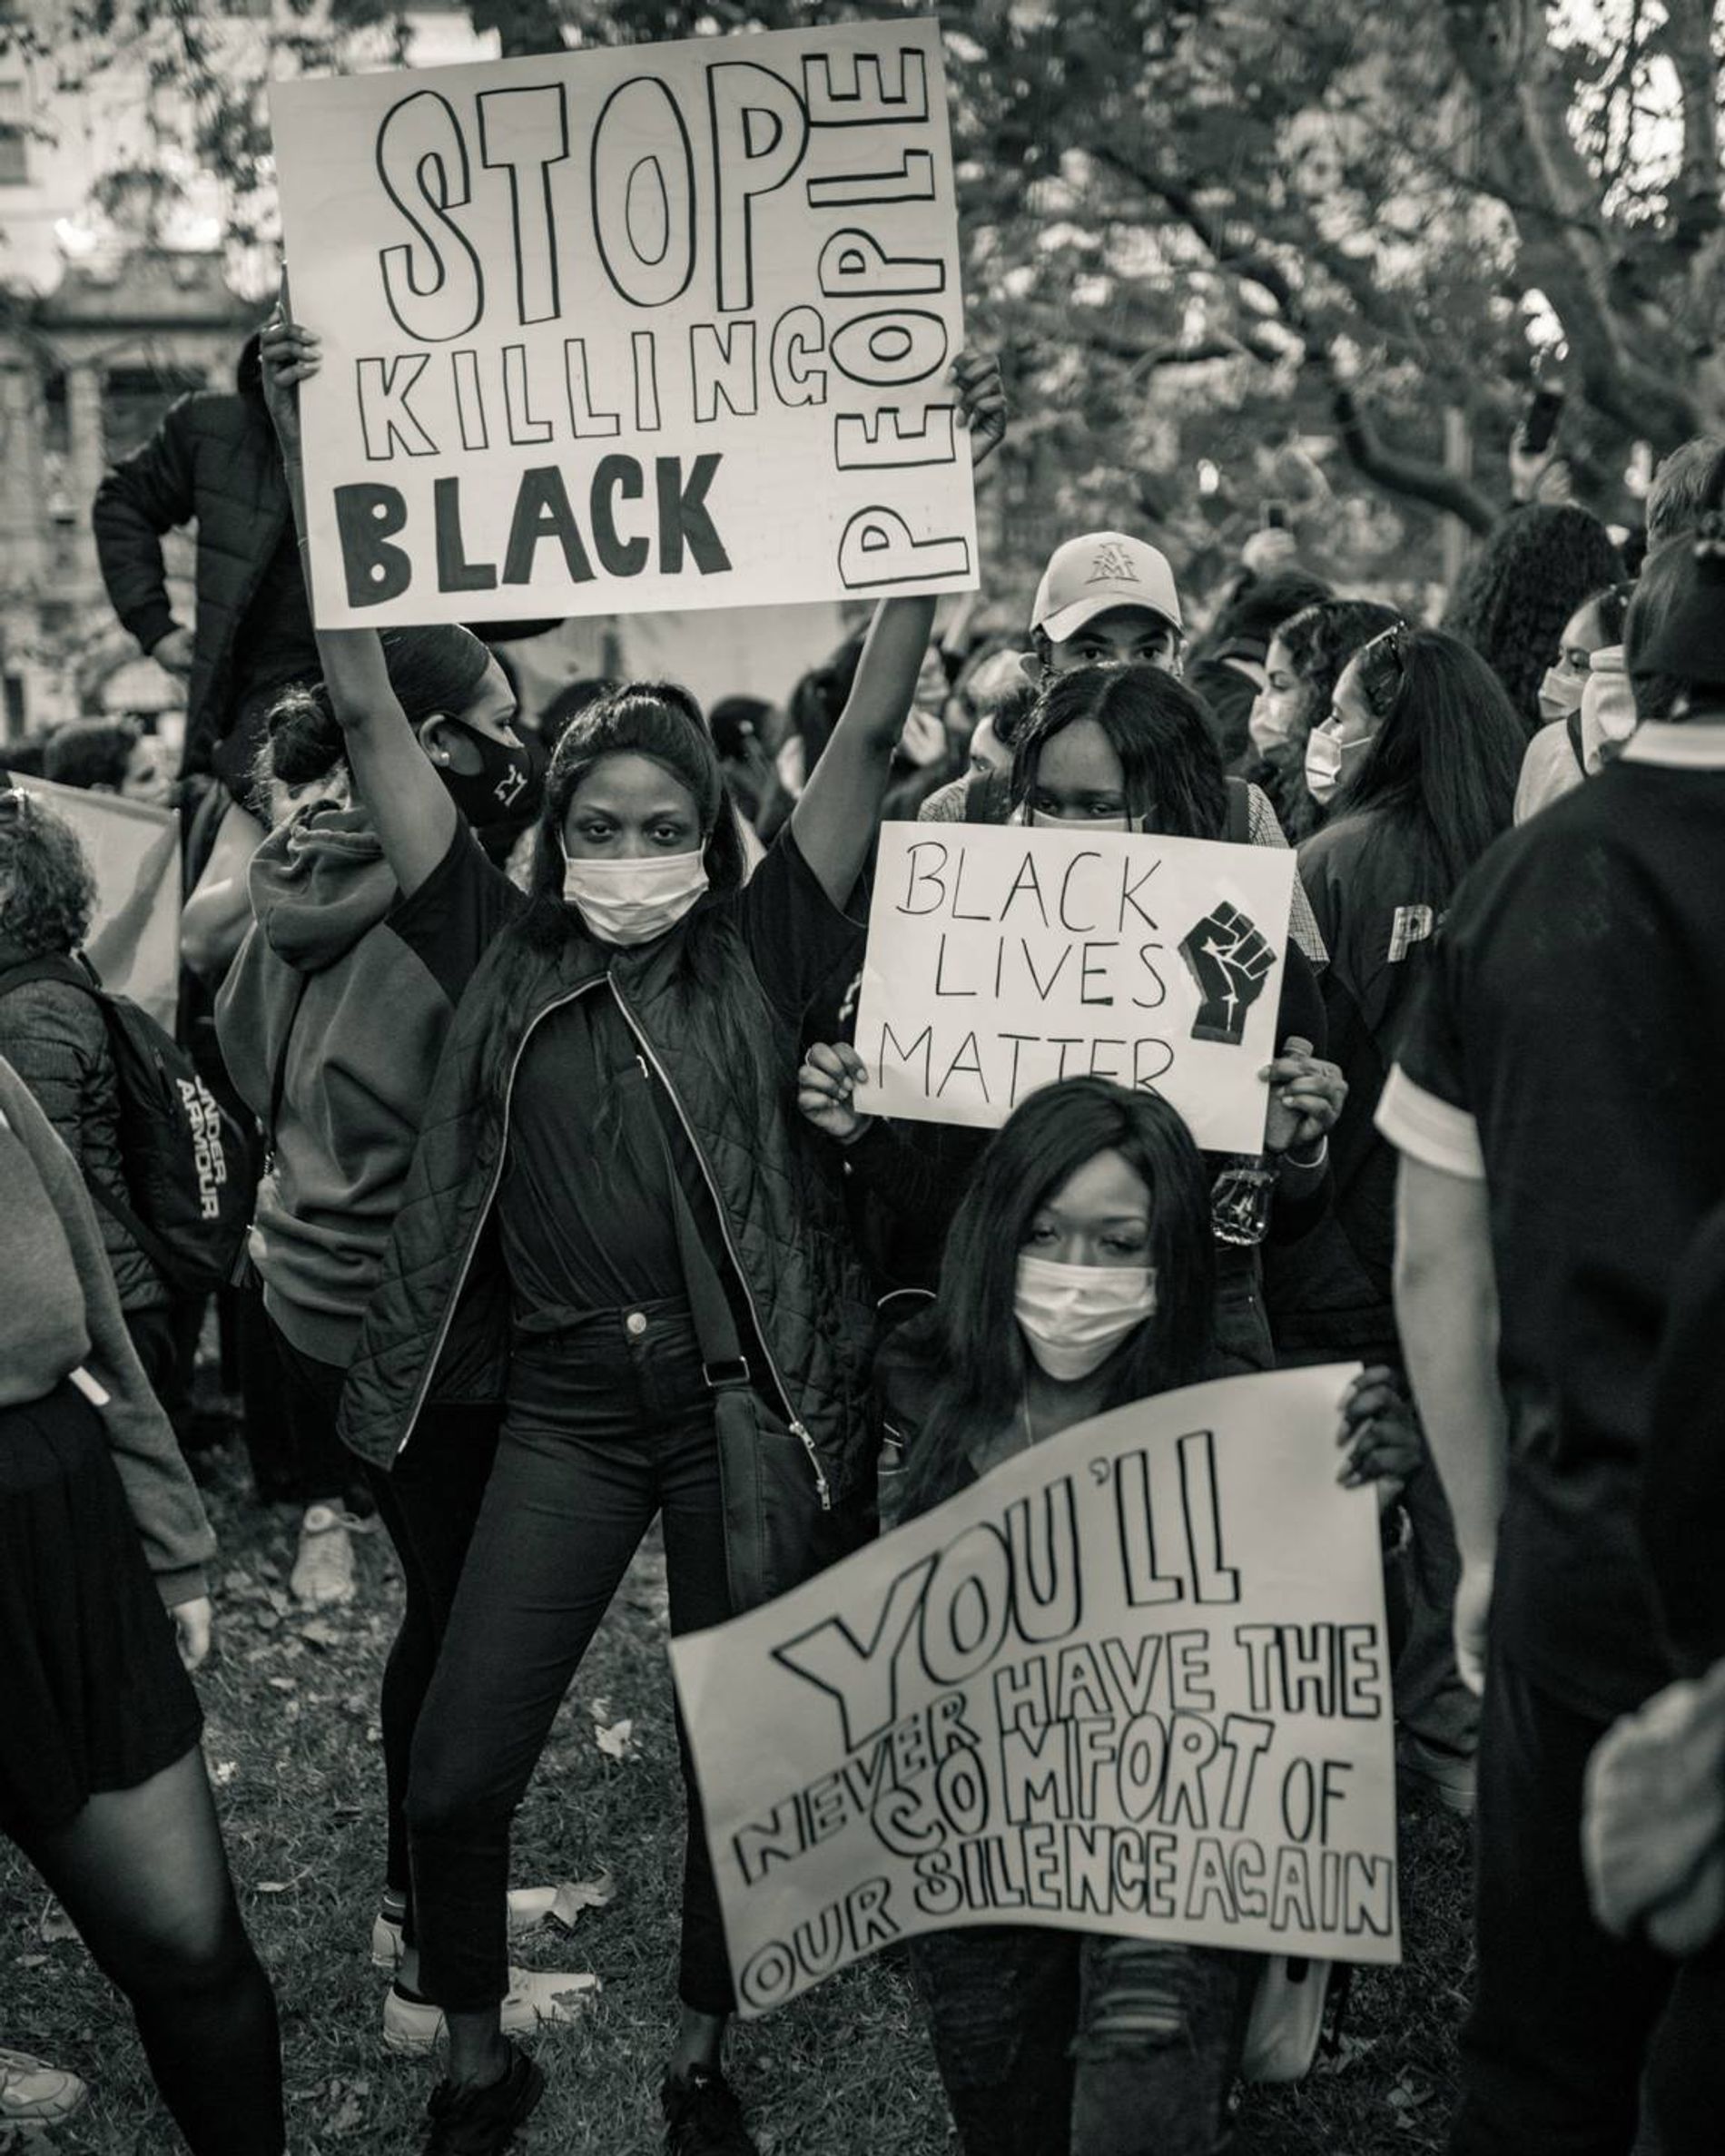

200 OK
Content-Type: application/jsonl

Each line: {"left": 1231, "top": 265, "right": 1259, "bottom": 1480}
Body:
{"left": 1441, "top": 504, "right": 1625, "bottom": 732}
{"left": 902, "top": 1078, "right": 1217, "bottom": 1514}
{"left": 477, "top": 679, "right": 767, "bottom": 1121}
{"left": 1263, "top": 598, "right": 1403, "bottom": 840}
{"left": 1335, "top": 626, "right": 1523, "bottom": 898}
{"left": 1010, "top": 665, "right": 1228, "bottom": 839}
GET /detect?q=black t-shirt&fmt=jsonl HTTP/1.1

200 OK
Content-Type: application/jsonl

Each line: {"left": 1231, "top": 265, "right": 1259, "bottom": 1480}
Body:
{"left": 1267, "top": 812, "right": 1442, "bottom": 1348}
{"left": 389, "top": 820, "right": 865, "bottom": 1329}
{"left": 1377, "top": 726, "right": 1725, "bottom": 1717}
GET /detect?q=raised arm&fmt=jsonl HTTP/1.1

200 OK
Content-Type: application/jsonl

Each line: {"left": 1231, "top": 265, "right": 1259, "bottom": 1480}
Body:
{"left": 791, "top": 351, "right": 1006, "bottom": 909}
{"left": 260, "top": 312, "right": 457, "bottom": 899}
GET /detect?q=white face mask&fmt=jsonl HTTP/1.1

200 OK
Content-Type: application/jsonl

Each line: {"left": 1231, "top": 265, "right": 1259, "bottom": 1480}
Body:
{"left": 1014, "top": 1253, "right": 1158, "bottom": 1383}
{"left": 1537, "top": 664, "right": 1586, "bottom": 723}
{"left": 1028, "top": 806, "right": 1137, "bottom": 832}
{"left": 1304, "top": 720, "right": 1370, "bottom": 809}
{"left": 1248, "top": 695, "right": 1296, "bottom": 758}
{"left": 561, "top": 848, "right": 708, "bottom": 946}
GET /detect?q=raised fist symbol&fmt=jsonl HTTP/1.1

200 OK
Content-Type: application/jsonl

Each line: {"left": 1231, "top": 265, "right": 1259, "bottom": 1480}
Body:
{"left": 1178, "top": 903, "right": 1276, "bottom": 1047}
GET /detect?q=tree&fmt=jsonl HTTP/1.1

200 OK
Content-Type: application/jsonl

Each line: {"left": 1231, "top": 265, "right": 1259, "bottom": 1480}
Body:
{"left": 9, "top": 0, "right": 1717, "bottom": 587}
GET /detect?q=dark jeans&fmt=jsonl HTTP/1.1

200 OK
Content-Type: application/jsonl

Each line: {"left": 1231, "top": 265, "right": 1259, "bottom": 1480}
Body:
{"left": 1454, "top": 1645, "right": 1721, "bottom": 2155}
{"left": 267, "top": 1326, "right": 499, "bottom": 1909}
{"left": 910, "top": 1926, "right": 1252, "bottom": 2155}
{"left": 245, "top": 1288, "right": 354, "bottom": 1509}
{"left": 405, "top": 1297, "right": 736, "bottom": 2015}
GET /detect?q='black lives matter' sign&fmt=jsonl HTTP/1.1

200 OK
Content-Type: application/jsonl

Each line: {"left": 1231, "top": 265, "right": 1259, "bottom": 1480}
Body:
{"left": 673, "top": 1367, "right": 1401, "bottom": 2017}
{"left": 270, "top": 18, "right": 976, "bottom": 627}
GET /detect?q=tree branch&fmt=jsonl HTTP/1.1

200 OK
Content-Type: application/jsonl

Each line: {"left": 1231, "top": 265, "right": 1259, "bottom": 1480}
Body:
{"left": 1328, "top": 379, "right": 1498, "bottom": 532}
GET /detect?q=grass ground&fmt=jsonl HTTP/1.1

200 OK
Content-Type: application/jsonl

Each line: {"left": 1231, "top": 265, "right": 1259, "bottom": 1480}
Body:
{"left": 2, "top": 1441, "right": 1473, "bottom": 2155}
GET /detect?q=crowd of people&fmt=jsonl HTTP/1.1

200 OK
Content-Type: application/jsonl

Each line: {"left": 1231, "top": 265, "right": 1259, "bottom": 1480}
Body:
{"left": 1, "top": 287, "right": 1721, "bottom": 2156}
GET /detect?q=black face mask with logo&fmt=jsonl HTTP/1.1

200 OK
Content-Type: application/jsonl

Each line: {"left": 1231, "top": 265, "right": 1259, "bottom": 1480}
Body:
{"left": 433, "top": 723, "right": 543, "bottom": 830}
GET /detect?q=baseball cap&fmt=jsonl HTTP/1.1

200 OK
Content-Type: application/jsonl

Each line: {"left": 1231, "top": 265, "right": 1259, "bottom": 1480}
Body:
{"left": 1030, "top": 532, "right": 1183, "bottom": 643}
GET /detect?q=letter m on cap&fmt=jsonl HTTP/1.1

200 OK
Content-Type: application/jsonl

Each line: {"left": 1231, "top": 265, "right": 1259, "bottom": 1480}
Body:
{"left": 1089, "top": 544, "right": 1138, "bottom": 585}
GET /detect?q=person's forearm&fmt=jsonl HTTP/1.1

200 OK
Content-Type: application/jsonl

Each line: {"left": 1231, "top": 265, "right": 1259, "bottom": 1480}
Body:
{"left": 847, "top": 594, "right": 939, "bottom": 752}
{"left": 1395, "top": 1226, "right": 1507, "bottom": 1565}
{"left": 791, "top": 593, "right": 938, "bottom": 905}
{"left": 279, "top": 448, "right": 397, "bottom": 737}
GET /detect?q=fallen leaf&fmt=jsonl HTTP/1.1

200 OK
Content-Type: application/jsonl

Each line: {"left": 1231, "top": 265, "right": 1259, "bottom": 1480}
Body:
{"left": 586, "top": 1697, "right": 612, "bottom": 1724}
{"left": 267, "top": 1676, "right": 299, "bottom": 1694}
{"left": 300, "top": 1619, "right": 345, "bottom": 1650}
{"left": 595, "top": 1718, "right": 636, "bottom": 1761}
{"left": 256, "top": 1881, "right": 295, "bottom": 1895}
{"left": 548, "top": 1873, "right": 617, "bottom": 1932}
{"left": 39, "top": 1898, "right": 79, "bottom": 1944}
{"left": 211, "top": 1760, "right": 239, "bottom": 1787}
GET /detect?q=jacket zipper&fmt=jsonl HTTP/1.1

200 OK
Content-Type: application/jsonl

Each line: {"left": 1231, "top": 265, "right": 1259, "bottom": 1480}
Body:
{"left": 612, "top": 980, "right": 832, "bottom": 1513}
{"left": 397, "top": 975, "right": 833, "bottom": 1514}
{"left": 393, "top": 979, "right": 596, "bottom": 1457}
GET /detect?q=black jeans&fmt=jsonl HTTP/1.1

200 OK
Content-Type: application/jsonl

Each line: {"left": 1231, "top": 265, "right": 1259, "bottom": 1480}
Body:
{"left": 267, "top": 1327, "right": 500, "bottom": 1909}
{"left": 910, "top": 1926, "right": 1252, "bottom": 2155}
{"left": 1454, "top": 1643, "right": 1721, "bottom": 2155}
{"left": 405, "top": 1297, "right": 736, "bottom": 2015}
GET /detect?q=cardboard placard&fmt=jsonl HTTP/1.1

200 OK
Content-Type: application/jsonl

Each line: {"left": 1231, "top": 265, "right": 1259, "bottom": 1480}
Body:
{"left": 270, "top": 19, "right": 976, "bottom": 626}
{"left": 852, "top": 822, "right": 1297, "bottom": 1153}
{"left": 672, "top": 1364, "right": 1400, "bottom": 2016}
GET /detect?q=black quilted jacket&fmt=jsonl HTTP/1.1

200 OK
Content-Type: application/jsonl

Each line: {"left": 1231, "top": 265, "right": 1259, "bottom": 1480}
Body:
{"left": 338, "top": 908, "right": 881, "bottom": 1611}
{"left": 92, "top": 366, "right": 291, "bottom": 772}
{"left": 0, "top": 975, "right": 166, "bottom": 1312}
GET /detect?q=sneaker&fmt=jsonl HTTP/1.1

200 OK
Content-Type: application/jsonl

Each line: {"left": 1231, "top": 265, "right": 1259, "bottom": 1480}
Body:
{"left": 1396, "top": 1729, "right": 1477, "bottom": 1817}
{"left": 662, "top": 2065, "right": 759, "bottom": 2156}
{"left": 290, "top": 1504, "right": 359, "bottom": 1607}
{"left": 384, "top": 1966, "right": 600, "bottom": 2057}
{"left": 421, "top": 2043, "right": 544, "bottom": 2156}
{"left": 0, "top": 2046, "right": 90, "bottom": 2127}
{"left": 371, "top": 1886, "right": 562, "bottom": 1971}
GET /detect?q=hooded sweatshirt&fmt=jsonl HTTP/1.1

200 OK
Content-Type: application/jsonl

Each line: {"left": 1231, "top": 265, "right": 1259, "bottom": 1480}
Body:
{"left": 215, "top": 801, "right": 459, "bottom": 1368}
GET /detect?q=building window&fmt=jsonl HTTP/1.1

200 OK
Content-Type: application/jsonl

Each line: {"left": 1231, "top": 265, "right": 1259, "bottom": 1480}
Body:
{"left": 0, "top": 81, "right": 29, "bottom": 187}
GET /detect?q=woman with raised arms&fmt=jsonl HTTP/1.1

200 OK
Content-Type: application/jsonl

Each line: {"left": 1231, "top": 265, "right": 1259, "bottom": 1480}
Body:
{"left": 260, "top": 309, "right": 1004, "bottom": 2156}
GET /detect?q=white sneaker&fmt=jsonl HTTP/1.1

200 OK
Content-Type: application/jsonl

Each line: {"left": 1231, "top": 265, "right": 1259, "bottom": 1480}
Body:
{"left": 382, "top": 1965, "right": 599, "bottom": 2056}
{"left": 370, "top": 1885, "right": 562, "bottom": 1970}
{"left": 290, "top": 1504, "right": 358, "bottom": 1608}
{"left": 0, "top": 2046, "right": 90, "bottom": 2126}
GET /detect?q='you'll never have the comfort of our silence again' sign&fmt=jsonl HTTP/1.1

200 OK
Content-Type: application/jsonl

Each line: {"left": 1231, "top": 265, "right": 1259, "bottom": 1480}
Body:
{"left": 672, "top": 1366, "right": 1401, "bottom": 2017}
{"left": 269, "top": 19, "right": 977, "bottom": 628}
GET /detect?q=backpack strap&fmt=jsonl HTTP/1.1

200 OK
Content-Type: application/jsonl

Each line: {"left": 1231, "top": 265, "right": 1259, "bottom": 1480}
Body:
{"left": 0, "top": 951, "right": 97, "bottom": 999}
{"left": 1224, "top": 775, "right": 1253, "bottom": 843}
{"left": 1566, "top": 708, "right": 1586, "bottom": 774}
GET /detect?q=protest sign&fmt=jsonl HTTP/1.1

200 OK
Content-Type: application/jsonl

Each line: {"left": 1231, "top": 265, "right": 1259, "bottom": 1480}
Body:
{"left": 2, "top": 773, "right": 180, "bottom": 1030}
{"left": 850, "top": 822, "right": 1297, "bottom": 1154}
{"left": 672, "top": 1364, "right": 1398, "bottom": 2017}
{"left": 270, "top": 19, "right": 975, "bottom": 629}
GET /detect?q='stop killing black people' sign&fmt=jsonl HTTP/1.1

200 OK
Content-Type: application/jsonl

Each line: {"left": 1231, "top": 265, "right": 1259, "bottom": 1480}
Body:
{"left": 269, "top": 20, "right": 977, "bottom": 628}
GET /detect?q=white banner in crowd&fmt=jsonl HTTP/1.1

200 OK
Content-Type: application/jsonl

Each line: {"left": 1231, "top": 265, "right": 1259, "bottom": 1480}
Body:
{"left": 2, "top": 773, "right": 180, "bottom": 1031}
{"left": 270, "top": 20, "right": 976, "bottom": 629}
{"left": 673, "top": 1365, "right": 1400, "bottom": 2017}
{"left": 852, "top": 822, "right": 1297, "bottom": 1154}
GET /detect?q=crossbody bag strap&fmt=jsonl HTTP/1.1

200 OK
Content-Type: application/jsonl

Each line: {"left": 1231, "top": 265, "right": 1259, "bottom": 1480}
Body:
{"left": 647, "top": 1102, "right": 751, "bottom": 1393}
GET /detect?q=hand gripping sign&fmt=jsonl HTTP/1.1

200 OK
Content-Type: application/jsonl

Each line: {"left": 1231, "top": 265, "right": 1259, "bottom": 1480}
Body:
{"left": 851, "top": 822, "right": 1298, "bottom": 1154}
{"left": 269, "top": 19, "right": 976, "bottom": 627}
{"left": 671, "top": 1365, "right": 1400, "bottom": 2017}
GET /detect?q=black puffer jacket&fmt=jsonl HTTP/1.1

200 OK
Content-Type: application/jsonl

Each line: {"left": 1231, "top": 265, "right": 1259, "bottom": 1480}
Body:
{"left": 92, "top": 340, "right": 300, "bottom": 776}
{"left": 0, "top": 972, "right": 165, "bottom": 1313}
{"left": 339, "top": 833, "right": 880, "bottom": 1614}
